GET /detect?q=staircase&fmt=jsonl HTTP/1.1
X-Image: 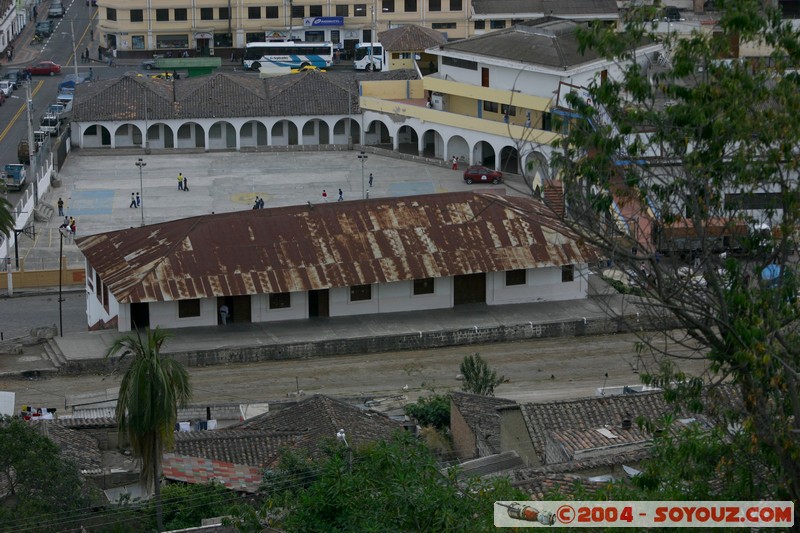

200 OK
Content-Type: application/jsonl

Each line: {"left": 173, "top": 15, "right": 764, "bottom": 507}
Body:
{"left": 34, "top": 202, "right": 55, "bottom": 222}
{"left": 42, "top": 338, "right": 68, "bottom": 369}
{"left": 543, "top": 180, "right": 566, "bottom": 217}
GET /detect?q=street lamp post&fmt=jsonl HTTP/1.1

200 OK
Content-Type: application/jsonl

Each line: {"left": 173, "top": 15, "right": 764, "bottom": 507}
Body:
{"left": 357, "top": 151, "right": 368, "bottom": 199}
{"left": 135, "top": 158, "right": 146, "bottom": 226}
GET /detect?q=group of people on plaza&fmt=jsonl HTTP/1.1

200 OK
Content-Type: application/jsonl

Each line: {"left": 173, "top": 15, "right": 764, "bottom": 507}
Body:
{"left": 319, "top": 173, "right": 373, "bottom": 203}
{"left": 56, "top": 197, "right": 77, "bottom": 237}
{"left": 177, "top": 172, "right": 189, "bottom": 191}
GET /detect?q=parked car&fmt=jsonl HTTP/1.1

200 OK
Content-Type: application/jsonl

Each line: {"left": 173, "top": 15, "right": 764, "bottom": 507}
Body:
{"left": 48, "top": 2, "right": 65, "bottom": 18}
{"left": 35, "top": 20, "right": 54, "bottom": 37}
{"left": 662, "top": 6, "right": 682, "bottom": 21}
{"left": 141, "top": 59, "right": 158, "bottom": 70}
{"left": 3, "top": 69, "right": 21, "bottom": 89}
{"left": 463, "top": 166, "right": 502, "bottom": 184}
{"left": 0, "top": 80, "right": 13, "bottom": 97}
{"left": 25, "top": 61, "right": 62, "bottom": 76}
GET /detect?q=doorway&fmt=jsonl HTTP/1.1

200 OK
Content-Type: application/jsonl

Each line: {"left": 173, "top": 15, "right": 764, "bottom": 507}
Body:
{"left": 196, "top": 38, "right": 210, "bottom": 56}
{"left": 217, "top": 295, "right": 252, "bottom": 324}
{"left": 130, "top": 302, "right": 150, "bottom": 330}
{"left": 453, "top": 273, "right": 486, "bottom": 305}
{"left": 308, "top": 289, "right": 330, "bottom": 317}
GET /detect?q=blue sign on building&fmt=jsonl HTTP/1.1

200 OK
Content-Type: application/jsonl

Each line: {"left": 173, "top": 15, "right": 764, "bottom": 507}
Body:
{"left": 303, "top": 17, "right": 344, "bottom": 27}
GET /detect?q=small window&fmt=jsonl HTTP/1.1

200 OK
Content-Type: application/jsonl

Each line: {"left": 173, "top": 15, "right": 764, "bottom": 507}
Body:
{"left": 490, "top": 20, "right": 506, "bottom": 29}
{"left": 309, "top": 4, "right": 322, "bottom": 16}
{"left": 413, "top": 278, "right": 434, "bottom": 295}
{"left": 354, "top": 4, "right": 367, "bottom": 16}
{"left": 429, "top": 0, "right": 441, "bottom": 11}
{"left": 214, "top": 32, "right": 232, "bottom": 47}
{"left": 265, "top": 6, "right": 278, "bottom": 18}
{"left": 248, "top": 6, "right": 260, "bottom": 19}
{"left": 269, "top": 292, "right": 291, "bottom": 309}
{"left": 219, "top": 7, "right": 230, "bottom": 19}
{"left": 501, "top": 104, "right": 516, "bottom": 116}
{"left": 449, "top": 0, "right": 462, "bottom": 10}
{"left": 156, "top": 8, "right": 169, "bottom": 21}
{"left": 178, "top": 299, "right": 201, "bottom": 318}
{"left": 431, "top": 22, "right": 456, "bottom": 29}
{"left": 474, "top": 20, "right": 485, "bottom": 29}
{"left": 130, "top": 9, "right": 143, "bottom": 22}
{"left": 506, "top": 269, "right": 526, "bottom": 286}
{"left": 350, "top": 284, "right": 372, "bottom": 301}
{"left": 483, "top": 101, "right": 498, "bottom": 113}
{"left": 291, "top": 5, "right": 304, "bottom": 17}
{"left": 174, "top": 8, "right": 187, "bottom": 21}
{"left": 562, "top": 265, "right": 575, "bottom": 282}
{"left": 107, "top": 7, "right": 117, "bottom": 21}
{"left": 382, "top": 0, "right": 395, "bottom": 12}
{"left": 336, "top": 4, "right": 349, "bottom": 16}
{"left": 404, "top": 0, "right": 417, "bottom": 12}
{"left": 200, "top": 7, "right": 213, "bottom": 20}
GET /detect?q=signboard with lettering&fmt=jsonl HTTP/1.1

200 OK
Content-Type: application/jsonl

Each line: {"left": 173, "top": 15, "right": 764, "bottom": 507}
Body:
{"left": 303, "top": 17, "right": 344, "bottom": 27}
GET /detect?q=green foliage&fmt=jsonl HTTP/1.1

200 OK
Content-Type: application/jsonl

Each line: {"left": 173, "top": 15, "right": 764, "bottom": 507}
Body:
{"left": 0, "top": 196, "right": 13, "bottom": 239}
{"left": 404, "top": 394, "right": 451, "bottom": 430}
{"left": 258, "top": 432, "right": 525, "bottom": 532}
{"left": 0, "top": 416, "right": 96, "bottom": 532}
{"left": 460, "top": 353, "right": 504, "bottom": 396}
{"left": 143, "top": 482, "right": 239, "bottom": 531}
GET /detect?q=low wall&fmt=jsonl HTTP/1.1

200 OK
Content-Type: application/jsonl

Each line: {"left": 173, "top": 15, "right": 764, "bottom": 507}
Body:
{"left": 0, "top": 267, "right": 85, "bottom": 290}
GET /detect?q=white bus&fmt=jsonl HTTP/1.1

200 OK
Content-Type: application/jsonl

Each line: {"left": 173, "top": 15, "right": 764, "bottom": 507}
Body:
{"left": 353, "top": 42, "right": 384, "bottom": 71}
{"left": 243, "top": 41, "right": 334, "bottom": 71}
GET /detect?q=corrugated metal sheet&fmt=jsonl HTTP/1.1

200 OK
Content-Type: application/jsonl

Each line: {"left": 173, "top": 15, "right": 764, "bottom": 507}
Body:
{"left": 76, "top": 191, "right": 601, "bottom": 304}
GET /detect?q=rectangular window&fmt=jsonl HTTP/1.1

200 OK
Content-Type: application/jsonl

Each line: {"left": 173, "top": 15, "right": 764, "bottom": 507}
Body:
{"left": 246, "top": 32, "right": 264, "bottom": 43}
{"left": 178, "top": 299, "right": 201, "bottom": 318}
{"left": 474, "top": 20, "right": 485, "bottom": 29}
{"left": 130, "top": 9, "right": 143, "bottom": 22}
{"left": 432, "top": 22, "right": 456, "bottom": 29}
{"left": 269, "top": 292, "right": 291, "bottom": 309}
{"left": 309, "top": 4, "right": 322, "bottom": 16}
{"left": 336, "top": 4, "right": 349, "bottom": 16}
{"left": 382, "top": 0, "right": 395, "bottom": 12}
{"left": 174, "top": 8, "right": 187, "bottom": 21}
{"left": 483, "top": 101, "right": 498, "bottom": 113}
{"left": 107, "top": 7, "right": 117, "bottom": 21}
{"left": 506, "top": 269, "right": 526, "bottom": 286}
{"left": 219, "top": 7, "right": 230, "bottom": 19}
{"left": 542, "top": 112, "right": 552, "bottom": 131}
{"left": 501, "top": 104, "right": 516, "bottom": 116}
{"left": 156, "top": 34, "right": 189, "bottom": 49}
{"left": 490, "top": 20, "right": 506, "bottom": 29}
{"left": 350, "top": 284, "right": 372, "bottom": 301}
{"left": 413, "top": 278, "right": 434, "bottom": 295}
{"left": 248, "top": 6, "right": 260, "bottom": 19}
{"left": 265, "top": 6, "right": 278, "bottom": 18}
{"left": 214, "top": 33, "right": 232, "bottom": 47}
{"left": 449, "top": 0, "right": 462, "bottom": 10}
{"left": 429, "top": 0, "right": 441, "bottom": 11}
{"left": 291, "top": 5, "right": 304, "bottom": 17}
{"left": 354, "top": 4, "right": 366, "bottom": 16}
{"left": 200, "top": 7, "right": 213, "bottom": 20}
{"left": 562, "top": 265, "right": 575, "bottom": 283}
{"left": 404, "top": 0, "right": 417, "bottom": 12}
{"left": 156, "top": 8, "right": 169, "bottom": 21}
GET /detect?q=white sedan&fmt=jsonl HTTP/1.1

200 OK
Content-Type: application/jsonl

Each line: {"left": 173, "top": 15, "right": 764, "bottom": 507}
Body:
{"left": 0, "top": 80, "right": 13, "bottom": 97}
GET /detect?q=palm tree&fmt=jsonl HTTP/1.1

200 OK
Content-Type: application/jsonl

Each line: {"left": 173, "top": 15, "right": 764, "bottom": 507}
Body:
{"left": 106, "top": 327, "right": 191, "bottom": 532}
{"left": 0, "top": 196, "right": 15, "bottom": 238}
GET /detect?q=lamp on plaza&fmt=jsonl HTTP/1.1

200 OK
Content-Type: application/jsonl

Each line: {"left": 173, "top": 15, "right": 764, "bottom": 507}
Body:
{"left": 135, "top": 158, "right": 146, "bottom": 226}
{"left": 357, "top": 151, "right": 368, "bottom": 199}
{"left": 58, "top": 227, "right": 69, "bottom": 337}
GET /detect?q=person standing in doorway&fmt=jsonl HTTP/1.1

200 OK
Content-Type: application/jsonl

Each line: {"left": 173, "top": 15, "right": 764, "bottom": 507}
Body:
{"left": 57, "top": 198, "right": 64, "bottom": 216}
{"left": 369, "top": 173, "right": 373, "bottom": 187}
{"left": 322, "top": 189, "right": 328, "bottom": 202}
{"left": 129, "top": 193, "right": 137, "bottom": 208}
{"left": 338, "top": 188, "right": 343, "bottom": 201}
{"left": 177, "top": 173, "right": 184, "bottom": 191}
{"left": 451, "top": 155, "right": 458, "bottom": 170}
{"left": 219, "top": 304, "right": 229, "bottom": 325}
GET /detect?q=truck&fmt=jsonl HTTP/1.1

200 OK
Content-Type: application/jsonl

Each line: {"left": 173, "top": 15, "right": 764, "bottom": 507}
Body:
{"left": 3, "top": 164, "right": 27, "bottom": 191}
{"left": 17, "top": 132, "right": 47, "bottom": 164}
{"left": 56, "top": 87, "right": 75, "bottom": 111}
{"left": 40, "top": 113, "right": 61, "bottom": 136}
{"left": 353, "top": 42, "right": 385, "bottom": 71}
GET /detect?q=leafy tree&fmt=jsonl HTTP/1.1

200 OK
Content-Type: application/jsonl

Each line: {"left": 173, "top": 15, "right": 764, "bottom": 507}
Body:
{"left": 0, "top": 196, "right": 13, "bottom": 239}
{"left": 143, "top": 481, "right": 240, "bottom": 531}
{"left": 0, "top": 416, "right": 95, "bottom": 532}
{"left": 404, "top": 394, "right": 451, "bottom": 431}
{"left": 106, "top": 327, "right": 192, "bottom": 532}
{"left": 547, "top": 0, "right": 800, "bottom": 502}
{"left": 460, "top": 353, "right": 504, "bottom": 396}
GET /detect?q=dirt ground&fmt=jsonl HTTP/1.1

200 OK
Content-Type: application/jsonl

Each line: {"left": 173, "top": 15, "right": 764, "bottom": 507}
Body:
{"left": 1, "top": 331, "right": 709, "bottom": 411}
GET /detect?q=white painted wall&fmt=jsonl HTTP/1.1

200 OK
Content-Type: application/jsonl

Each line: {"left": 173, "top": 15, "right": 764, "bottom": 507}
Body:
{"left": 329, "top": 285, "right": 380, "bottom": 317}
{"left": 147, "top": 298, "right": 218, "bottom": 330}
{"left": 376, "top": 278, "right": 453, "bottom": 313}
{"left": 85, "top": 263, "right": 121, "bottom": 330}
{"left": 487, "top": 265, "right": 588, "bottom": 305}
{"left": 251, "top": 292, "right": 309, "bottom": 322}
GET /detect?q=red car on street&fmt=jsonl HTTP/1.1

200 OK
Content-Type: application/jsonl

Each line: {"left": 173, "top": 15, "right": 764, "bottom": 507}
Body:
{"left": 25, "top": 61, "right": 61, "bottom": 76}
{"left": 463, "top": 165, "right": 502, "bottom": 184}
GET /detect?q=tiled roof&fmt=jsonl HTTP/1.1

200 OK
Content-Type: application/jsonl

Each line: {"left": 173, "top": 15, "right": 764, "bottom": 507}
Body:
{"left": 76, "top": 191, "right": 601, "bottom": 304}
{"left": 72, "top": 69, "right": 417, "bottom": 122}
{"left": 378, "top": 25, "right": 447, "bottom": 51}
{"left": 53, "top": 417, "right": 117, "bottom": 428}
{"left": 172, "top": 429, "right": 301, "bottom": 468}
{"left": 30, "top": 420, "right": 102, "bottom": 473}
{"left": 450, "top": 392, "right": 516, "bottom": 455}
{"left": 547, "top": 425, "right": 651, "bottom": 461}
{"left": 514, "top": 472, "right": 614, "bottom": 500}
{"left": 472, "top": 0, "right": 618, "bottom": 17}
{"left": 235, "top": 395, "right": 403, "bottom": 457}
{"left": 162, "top": 453, "right": 262, "bottom": 493}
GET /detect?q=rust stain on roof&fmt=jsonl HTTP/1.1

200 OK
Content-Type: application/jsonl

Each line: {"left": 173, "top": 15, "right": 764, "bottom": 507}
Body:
{"left": 76, "top": 191, "right": 601, "bottom": 304}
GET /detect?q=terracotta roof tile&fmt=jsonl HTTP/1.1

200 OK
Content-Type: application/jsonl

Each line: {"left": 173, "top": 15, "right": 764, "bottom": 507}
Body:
{"left": 450, "top": 392, "right": 516, "bottom": 455}
{"left": 378, "top": 25, "right": 447, "bottom": 51}
{"left": 162, "top": 453, "right": 262, "bottom": 493}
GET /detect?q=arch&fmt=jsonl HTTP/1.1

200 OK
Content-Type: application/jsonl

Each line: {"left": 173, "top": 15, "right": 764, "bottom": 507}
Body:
{"left": 208, "top": 120, "right": 237, "bottom": 150}
{"left": 447, "top": 135, "right": 468, "bottom": 162}
{"left": 499, "top": 145, "right": 520, "bottom": 174}
{"left": 363, "top": 120, "right": 391, "bottom": 147}
{"left": 301, "top": 119, "right": 330, "bottom": 145}
{"left": 271, "top": 120, "right": 299, "bottom": 146}
{"left": 421, "top": 129, "right": 444, "bottom": 159}
{"left": 114, "top": 124, "right": 143, "bottom": 148}
{"left": 176, "top": 122, "right": 206, "bottom": 149}
{"left": 472, "top": 141, "right": 496, "bottom": 168}
{"left": 82, "top": 124, "right": 113, "bottom": 148}
{"left": 396, "top": 125, "right": 419, "bottom": 155}
{"left": 145, "top": 123, "right": 175, "bottom": 149}
{"left": 240, "top": 120, "right": 268, "bottom": 148}
{"left": 333, "top": 118, "right": 360, "bottom": 145}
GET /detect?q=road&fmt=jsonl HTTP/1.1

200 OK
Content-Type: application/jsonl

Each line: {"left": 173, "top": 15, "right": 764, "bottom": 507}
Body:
{"left": 0, "top": 331, "right": 710, "bottom": 410}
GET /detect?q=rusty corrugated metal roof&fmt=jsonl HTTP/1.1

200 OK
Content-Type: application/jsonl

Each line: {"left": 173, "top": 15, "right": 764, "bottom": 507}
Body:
{"left": 76, "top": 192, "right": 601, "bottom": 304}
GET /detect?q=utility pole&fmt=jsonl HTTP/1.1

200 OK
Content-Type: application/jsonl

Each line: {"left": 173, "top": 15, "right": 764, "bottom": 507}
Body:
{"left": 70, "top": 20, "right": 79, "bottom": 78}
{"left": 25, "top": 81, "right": 38, "bottom": 207}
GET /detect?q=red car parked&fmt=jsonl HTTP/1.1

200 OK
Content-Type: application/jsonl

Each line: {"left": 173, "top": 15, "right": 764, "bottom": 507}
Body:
{"left": 25, "top": 61, "right": 61, "bottom": 76}
{"left": 463, "top": 165, "right": 502, "bottom": 184}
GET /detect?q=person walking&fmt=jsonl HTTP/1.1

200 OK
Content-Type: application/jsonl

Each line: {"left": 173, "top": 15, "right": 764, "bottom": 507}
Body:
{"left": 369, "top": 173, "right": 373, "bottom": 187}
{"left": 451, "top": 155, "right": 458, "bottom": 170}
{"left": 177, "top": 173, "right": 184, "bottom": 191}
{"left": 129, "top": 193, "right": 137, "bottom": 208}
{"left": 322, "top": 189, "right": 328, "bottom": 202}
{"left": 69, "top": 217, "right": 76, "bottom": 237}
{"left": 219, "top": 304, "right": 229, "bottom": 325}
{"left": 57, "top": 198, "right": 64, "bottom": 216}
{"left": 182, "top": 175, "right": 188, "bottom": 191}
{"left": 136, "top": 192, "right": 141, "bottom": 207}
{"left": 338, "top": 188, "right": 343, "bottom": 201}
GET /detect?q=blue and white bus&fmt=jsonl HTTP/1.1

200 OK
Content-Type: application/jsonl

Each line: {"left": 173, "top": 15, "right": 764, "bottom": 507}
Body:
{"left": 243, "top": 41, "right": 334, "bottom": 71}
